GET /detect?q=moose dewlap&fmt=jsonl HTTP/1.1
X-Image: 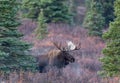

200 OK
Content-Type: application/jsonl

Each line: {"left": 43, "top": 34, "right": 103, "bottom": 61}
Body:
{"left": 36, "top": 41, "right": 81, "bottom": 73}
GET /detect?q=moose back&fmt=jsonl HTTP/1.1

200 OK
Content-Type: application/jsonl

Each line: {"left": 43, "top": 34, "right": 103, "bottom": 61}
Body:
{"left": 36, "top": 41, "right": 81, "bottom": 73}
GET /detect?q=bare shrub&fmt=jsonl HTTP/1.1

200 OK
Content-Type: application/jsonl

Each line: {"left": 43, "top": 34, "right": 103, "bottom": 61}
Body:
{"left": 16, "top": 20, "right": 107, "bottom": 83}
{"left": 79, "top": 58, "right": 101, "bottom": 72}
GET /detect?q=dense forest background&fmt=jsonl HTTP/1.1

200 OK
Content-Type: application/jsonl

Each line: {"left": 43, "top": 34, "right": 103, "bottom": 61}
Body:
{"left": 0, "top": 0, "right": 120, "bottom": 83}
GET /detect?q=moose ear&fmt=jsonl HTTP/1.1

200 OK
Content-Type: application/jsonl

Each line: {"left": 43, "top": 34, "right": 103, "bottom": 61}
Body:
{"left": 67, "top": 41, "right": 76, "bottom": 50}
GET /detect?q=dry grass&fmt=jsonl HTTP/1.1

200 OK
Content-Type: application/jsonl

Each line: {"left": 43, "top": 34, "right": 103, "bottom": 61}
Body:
{"left": 1, "top": 71, "right": 120, "bottom": 83}
{"left": 1, "top": 19, "right": 118, "bottom": 83}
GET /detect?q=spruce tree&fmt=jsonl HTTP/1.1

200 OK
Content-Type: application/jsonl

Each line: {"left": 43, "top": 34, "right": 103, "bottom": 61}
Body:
{"left": 0, "top": 0, "right": 37, "bottom": 74}
{"left": 101, "top": 0, "right": 115, "bottom": 27}
{"left": 35, "top": 9, "right": 48, "bottom": 39}
{"left": 22, "top": 0, "right": 42, "bottom": 19}
{"left": 83, "top": 0, "right": 105, "bottom": 36}
{"left": 43, "top": 0, "right": 72, "bottom": 23}
{"left": 100, "top": 0, "right": 120, "bottom": 77}
{"left": 22, "top": 0, "right": 73, "bottom": 24}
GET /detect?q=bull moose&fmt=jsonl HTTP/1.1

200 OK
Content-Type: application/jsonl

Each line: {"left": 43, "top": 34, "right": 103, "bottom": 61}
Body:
{"left": 36, "top": 41, "right": 81, "bottom": 73}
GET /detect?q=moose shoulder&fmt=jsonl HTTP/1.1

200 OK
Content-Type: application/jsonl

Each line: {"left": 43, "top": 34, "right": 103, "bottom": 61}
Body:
{"left": 36, "top": 41, "right": 81, "bottom": 73}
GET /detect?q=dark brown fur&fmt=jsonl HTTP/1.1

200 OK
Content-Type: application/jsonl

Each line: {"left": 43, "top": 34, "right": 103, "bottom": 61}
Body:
{"left": 37, "top": 49, "right": 75, "bottom": 73}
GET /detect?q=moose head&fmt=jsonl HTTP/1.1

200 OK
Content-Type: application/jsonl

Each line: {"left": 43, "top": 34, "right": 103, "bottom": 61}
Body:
{"left": 37, "top": 40, "right": 81, "bottom": 73}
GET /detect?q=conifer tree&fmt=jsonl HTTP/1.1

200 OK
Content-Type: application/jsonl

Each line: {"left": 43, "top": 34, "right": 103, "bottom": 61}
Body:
{"left": 83, "top": 0, "right": 105, "bottom": 36}
{"left": 43, "top": 0, "right": 72, "bottom": 23}
{"left": 100, "top": 0, "right": 120, "bottom": 77}
{"left": 35, "top": 9, "right": 48, "bottom": 39}
{"left": 22, "top": 0, "right": 73, "bottom": 24}
{"left": 0, "top": 0, "right": 37, "bottom": 74}
{"left": 101, "top": 0, "right": 115, "bottom": 27}
{"left": 22, "top": 0, "right": 42, "bottom": 19}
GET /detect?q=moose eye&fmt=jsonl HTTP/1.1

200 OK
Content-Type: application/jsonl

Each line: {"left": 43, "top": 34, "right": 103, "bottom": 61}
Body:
{"left": 72, "top": 58, "right": 75, "bottom": 62}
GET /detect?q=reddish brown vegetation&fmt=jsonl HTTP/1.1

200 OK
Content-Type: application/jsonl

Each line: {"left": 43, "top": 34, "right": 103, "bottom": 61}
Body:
{"left": 1, "top": 19, "right": 118, "bottom": 83}
{"left": 18, "top": 19, "right": 105, "bottom": 82}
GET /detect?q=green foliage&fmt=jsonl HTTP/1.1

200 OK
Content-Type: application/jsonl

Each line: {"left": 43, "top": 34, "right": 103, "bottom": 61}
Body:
{"left": 22, "top": 0, "right": 73, "bottom": 24}
{"left": 100, "top": 0, "right": 120, "bottom": 77}
{"left": 42, "top": 0, "right": 73, "bottom": 23}
{"left": 67, "top": 0, "right": 76, "bottom": 25}
{"left": 83, "top": 0, "right": 105, "bottom": 36}
{"left": 35, "top": 9, "right": 48, "bottom": 39}
{"left": 84, "top": 0, "right": 115, "bottom": 36}
{"left": 101, "top": 0, "right": 115, "bottom": 26}
{"left": 0, "top": 0, "right": 37, "bottom": 74}
{"left": 22, "top": 0, "right": 41, "bottom": 19}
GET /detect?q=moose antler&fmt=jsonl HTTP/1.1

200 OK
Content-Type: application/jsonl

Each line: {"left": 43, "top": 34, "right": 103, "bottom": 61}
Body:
{"left": 67, "top": 41, "right": 81, "bottom": 51}
{"left": 53, "top": 40, "right": 81, "bottom": 51}
{"left": 53, "top": 41, "right": 66, "bottom": 51}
